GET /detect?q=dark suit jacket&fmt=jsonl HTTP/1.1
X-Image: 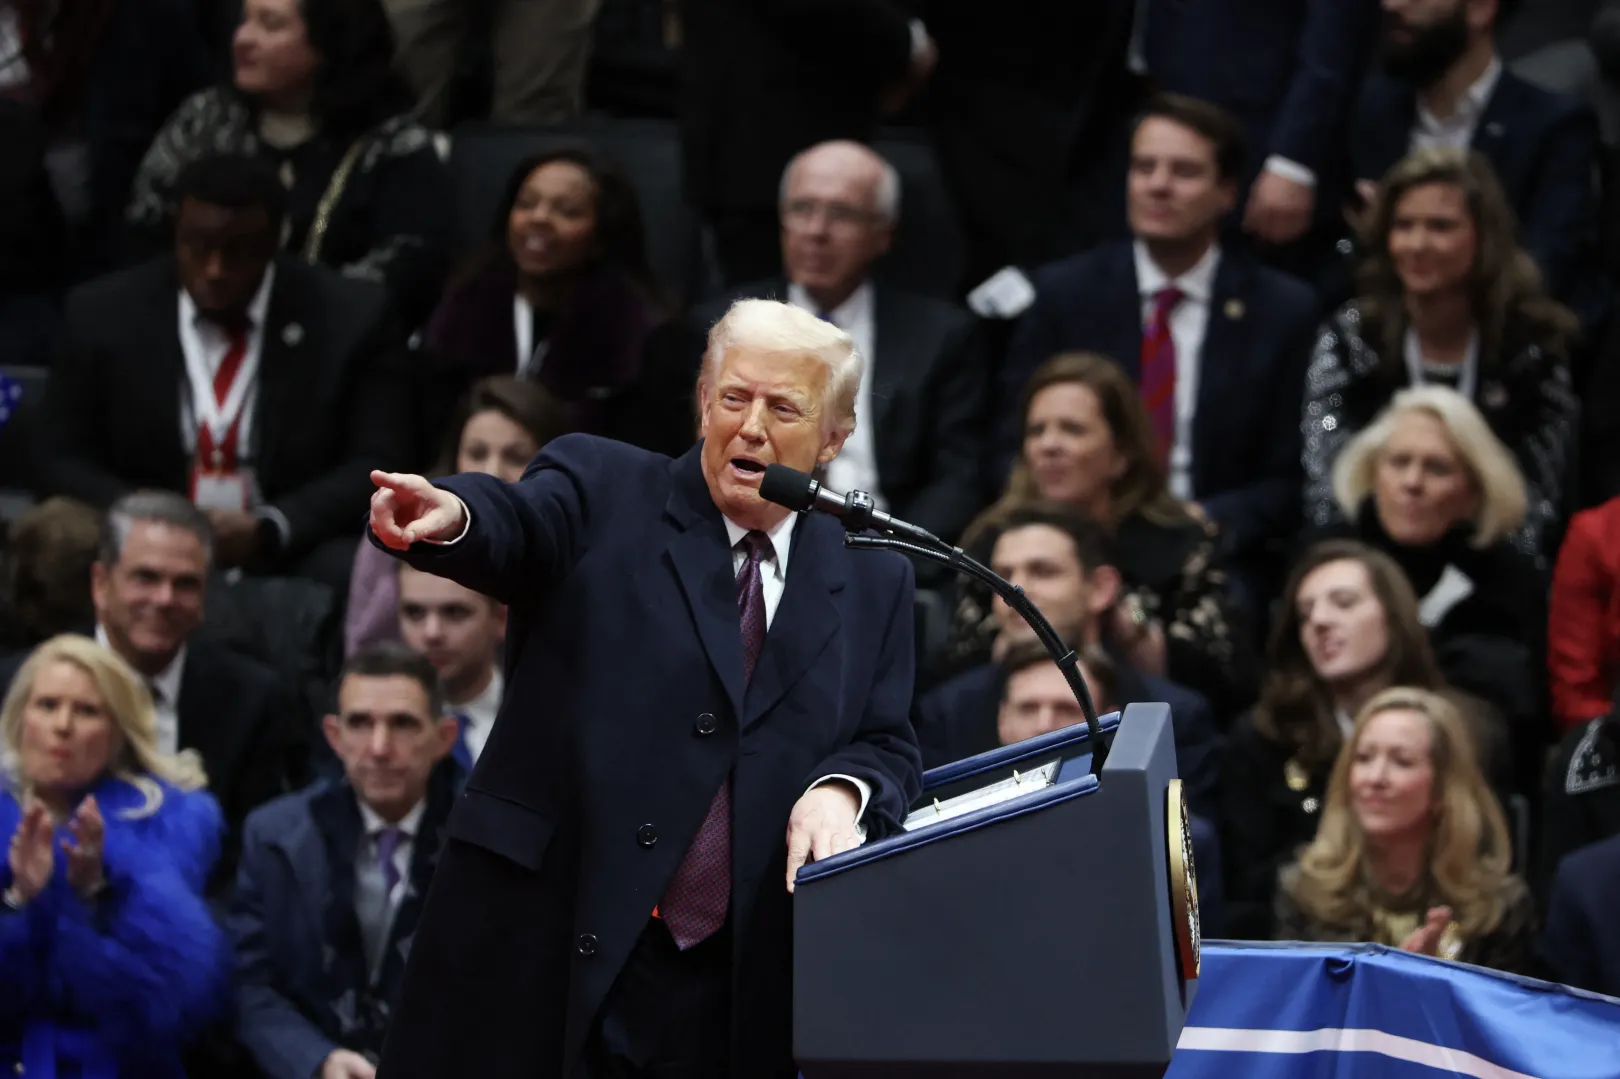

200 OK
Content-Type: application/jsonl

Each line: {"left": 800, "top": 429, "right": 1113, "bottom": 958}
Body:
{"left": 1353, "top": 68, "right": 1601, "bottom": 308}
{"left": 228, "top": 768, "right": 458, "bottom": 1079}
{"left": 677, "top": 0, "right": 915, "bottom": 212}
{"left": 373, "top": 434, "right": 922, "bottom": 1079}
{"left": 36, "top": 255, "right": 412, "bottom": 559}
{"left": 1000, "top": 241, "right": 1318, "bottom": 556}
{"left": 911, "top": 659, "right": 1222, "bottom": 820}
{"left": 0, "top": 635, "right": 294, "bottom": 888}
{"left": 1538, "top": 831, "right": 1620, "bottom": 997}
{"left": 697, "top": 280, "right": 989, "bottom": 543}
{"left": 1144, "top": 0, "right": 1377, "bottom": 184}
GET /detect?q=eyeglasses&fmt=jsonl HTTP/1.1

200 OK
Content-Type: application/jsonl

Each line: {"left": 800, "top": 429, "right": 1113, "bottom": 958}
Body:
{"left": 781, "top": 198, "right": 880, "bottom": 232}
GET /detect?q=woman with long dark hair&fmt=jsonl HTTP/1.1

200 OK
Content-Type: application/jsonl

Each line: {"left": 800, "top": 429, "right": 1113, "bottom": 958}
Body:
{"left": 126, "top": 0, "right": 451, "bottom": 318}
{"left": 419, "top": 145, "right": 691, "bottom": 455}
{"left": 1303, "top": 146, "right": 1578, "bottom": 563}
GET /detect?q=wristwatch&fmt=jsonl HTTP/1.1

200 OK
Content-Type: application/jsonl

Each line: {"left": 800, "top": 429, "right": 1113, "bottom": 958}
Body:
{"left": 1, "top": 885, "right": 26, "bottom": 912}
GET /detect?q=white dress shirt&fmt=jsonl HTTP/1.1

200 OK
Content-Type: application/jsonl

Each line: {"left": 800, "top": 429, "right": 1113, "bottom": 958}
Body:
{"left": 1133, "top": 240, "right": 1220, "bottom": 500}
{"left": 1412, "top": 56, "right": 1503, "bottom": 151}
{"left": 787, "top": 280, "right": 885, "bottom": 508}
{"left": 178, "top": 265, "right": 276, "bottom": 462}
{"left": 453, "top": 666, "right": 504, "bottom": 763}
{"left": 512, "top": 293, "right": 549, "bottom": 377}
{"left": 97, "top": 625, "right": 184, "bottom": 756}
{"left": 355, "top": 798, "right": 426, "bottom": 975}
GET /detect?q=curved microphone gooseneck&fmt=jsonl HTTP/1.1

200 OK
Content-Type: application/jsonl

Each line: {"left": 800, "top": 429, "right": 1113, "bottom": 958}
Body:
{"left": 759, "top": 464, "right": 1108, "bottom": 774}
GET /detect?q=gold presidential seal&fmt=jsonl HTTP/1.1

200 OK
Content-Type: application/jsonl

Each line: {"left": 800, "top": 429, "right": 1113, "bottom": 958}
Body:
{"left": 1166, "top": 778, "right": 1201, "bottom": 982}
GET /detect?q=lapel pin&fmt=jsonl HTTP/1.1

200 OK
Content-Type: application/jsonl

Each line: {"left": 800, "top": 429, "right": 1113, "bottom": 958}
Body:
{"left": 1224, "top": 299, "right": 1245, "bottom": 320}
{"left": 1485, "top": 121, "right": 1504, "bottom": 138}
{"left": 1482, "top": 381, "right": 1507, "bottom": 408}
{"left": 283, "top": 322, "right": 304, "bottom": 347}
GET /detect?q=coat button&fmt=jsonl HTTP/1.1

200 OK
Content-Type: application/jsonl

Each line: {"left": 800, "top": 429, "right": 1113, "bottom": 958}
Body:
{"left": 576, "top": 933, "right": 598, "bottom": 957}
{"left": 695, "top": 712, "right": 717, "bottom": 735}
{"left": 637, "top": 824, "right": 658, "bottom": 847}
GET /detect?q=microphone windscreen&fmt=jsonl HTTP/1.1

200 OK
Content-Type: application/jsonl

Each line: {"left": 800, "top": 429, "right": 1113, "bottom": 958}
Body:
{"left": 760, "top": 464, "right": 816, "bottom": 512}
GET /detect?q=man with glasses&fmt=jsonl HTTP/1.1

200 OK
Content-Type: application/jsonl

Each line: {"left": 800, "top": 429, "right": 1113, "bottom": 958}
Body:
{"left": 697, "top": 139, "right": 989, "bottom": 548}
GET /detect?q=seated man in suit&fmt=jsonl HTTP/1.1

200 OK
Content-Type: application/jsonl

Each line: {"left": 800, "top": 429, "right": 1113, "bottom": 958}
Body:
{"left": 695, "top": 139, "right": 989, "bottom": 547}
{"left": 914, "top": 503, "right": 1221, "bottom": 818}
{"left": 396, "top": 564, "right": 505, "bottom": 771}
{"left": 36, "top": 152, "right": 412, "bottom": 592}
{"left": 1353, "top": 0, "right": 1602, "bottom": 321}
{"left": 229, "top": 642, "right": 462, "bottom": 1079}
{"left": 1539, "top": 831, "right": 1620, "bottom": 997}
{"left": 1001, "top": 95, "right": 1318, "bottom": 578}
{"left": 0, "top": 490, "right": 298, "bottom": 887}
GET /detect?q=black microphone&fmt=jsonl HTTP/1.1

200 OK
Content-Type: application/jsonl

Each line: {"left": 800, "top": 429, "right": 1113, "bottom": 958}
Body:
{"left": 760, "top": 464, "right": 944, "bottom": 548}
{"left": 761, "top": 463, "right": 946, "bottom": 547}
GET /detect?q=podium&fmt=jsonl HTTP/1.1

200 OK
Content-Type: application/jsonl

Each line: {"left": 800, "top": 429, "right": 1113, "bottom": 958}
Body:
{"left": 793, "top": 704, "right": 1199, "bottom": 1078}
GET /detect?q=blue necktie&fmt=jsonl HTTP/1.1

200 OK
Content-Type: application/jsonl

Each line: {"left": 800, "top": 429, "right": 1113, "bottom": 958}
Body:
{"left": 452, "top": 713, "right": 474, "bottom": 771}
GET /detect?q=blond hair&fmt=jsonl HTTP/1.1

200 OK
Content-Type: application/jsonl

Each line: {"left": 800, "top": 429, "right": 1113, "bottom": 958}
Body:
{"left": 1, "top": 634, "right": 208, "bottom": 819}
{"left": 700, "top": 298, "right": 864, "bottom": 436}
{"left": 1282, "top": 686, "right": 1515, "bottom": 939}
{"left": 1332, "top": 385, "right": 1528, "bottom": 547}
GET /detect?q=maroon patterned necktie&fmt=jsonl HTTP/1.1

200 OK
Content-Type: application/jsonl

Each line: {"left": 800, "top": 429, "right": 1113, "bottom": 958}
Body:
{"left": 659, "top": 530, "right": 772, "bottom": 950}
{"left": 1139, "top": 285, "right": 1184, "bottom": 461}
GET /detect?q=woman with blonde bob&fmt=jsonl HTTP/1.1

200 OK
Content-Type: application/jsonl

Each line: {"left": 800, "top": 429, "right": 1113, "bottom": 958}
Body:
{"left": 1303, "top": 146, "right": 1577, "bottom": 564}
{"left": 1276, "top": 686, "right": 1534, "bottom": 973}
{"left": 0, "top": 634, "right": 230, "bottom": 1078}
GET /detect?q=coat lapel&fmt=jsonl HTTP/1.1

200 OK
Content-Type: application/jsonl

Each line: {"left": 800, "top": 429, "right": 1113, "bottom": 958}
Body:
{"left": 175, "top": 648, "right": 231, "bottom": 795}
{"left": 146, "top": 262, "right": 191, "bottom": 485}
{"left": 1193, "top": 252, "right": 1252, "bottom": 479}
{"left": 1103, "top": 242, "right": 1146, "bottom": 380}
{"left": 867, "top": 285, "right": 909, "bottom": 466}
{"left": 253, "top": 259, "right": 310, "bottom": 484}
{"left": 743, "top": 514, "right": 843, "bottom": 729}
{"left": 663, "top": 446, "right": 748, "bottom": 720}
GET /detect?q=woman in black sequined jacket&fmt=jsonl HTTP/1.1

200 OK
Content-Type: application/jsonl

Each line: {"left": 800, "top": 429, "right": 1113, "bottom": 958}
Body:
{"left": 1302, "top": 147, "right": 1577, "bottom": 565}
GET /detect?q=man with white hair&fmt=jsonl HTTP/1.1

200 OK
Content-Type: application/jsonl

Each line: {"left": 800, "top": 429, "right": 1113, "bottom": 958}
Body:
{"left": 698, "top": 139, "right": 988, "bottom": 547}
{"left": 363, "top": 298, "right": 923, "bottom": 1079}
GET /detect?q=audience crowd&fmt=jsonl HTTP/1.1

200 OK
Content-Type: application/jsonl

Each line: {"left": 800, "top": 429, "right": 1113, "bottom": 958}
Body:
{"left": 6, "top": 0, "right": 1620, "bottom": 1074}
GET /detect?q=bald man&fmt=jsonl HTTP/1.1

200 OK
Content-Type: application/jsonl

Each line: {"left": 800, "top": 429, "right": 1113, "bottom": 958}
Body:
{"left": 695, "top": 140, "right": 990, "bottom": 549}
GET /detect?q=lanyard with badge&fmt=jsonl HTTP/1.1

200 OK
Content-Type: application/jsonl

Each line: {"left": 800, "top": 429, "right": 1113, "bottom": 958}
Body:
{"left": 185, "top": 322, "right": 260, "bottom": 512}
{"left": 1402, "top": 325, "right": 1479, "bottom": 401}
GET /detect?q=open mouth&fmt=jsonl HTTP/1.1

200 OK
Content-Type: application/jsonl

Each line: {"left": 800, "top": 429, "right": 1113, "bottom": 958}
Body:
{"left": 731, "top": 457, "right": 766, "bottom": 477}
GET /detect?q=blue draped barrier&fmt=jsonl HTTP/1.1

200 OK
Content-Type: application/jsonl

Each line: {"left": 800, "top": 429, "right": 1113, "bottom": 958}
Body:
{"left": 1172, "top": 942, "right": 1620, "bottom": 1079}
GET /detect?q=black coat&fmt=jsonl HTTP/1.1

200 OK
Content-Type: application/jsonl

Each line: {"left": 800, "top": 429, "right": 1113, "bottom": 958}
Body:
{"left": 36, "top": 255, "right": 414, "bottom": 559}
{"left": 374, "top": 435, "right": 922, "bottom": 1079}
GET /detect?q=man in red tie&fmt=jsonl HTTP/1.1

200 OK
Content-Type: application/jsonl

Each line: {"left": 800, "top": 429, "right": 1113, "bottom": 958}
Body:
{"left": 36, "top": 153, "right": 412, "bottom": 592}
{"left": 365, "top": 298, "right": 922, "bottom": 1079}
{"left": 998, "top": 93, "right": 1320, "bottom": 598}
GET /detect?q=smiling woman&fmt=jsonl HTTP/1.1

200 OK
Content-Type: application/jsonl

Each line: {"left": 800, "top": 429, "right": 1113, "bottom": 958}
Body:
{"left": 1274, "top": 686, "right": 1535, "bottom": 975}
